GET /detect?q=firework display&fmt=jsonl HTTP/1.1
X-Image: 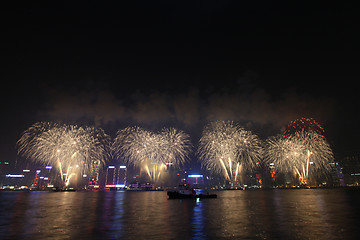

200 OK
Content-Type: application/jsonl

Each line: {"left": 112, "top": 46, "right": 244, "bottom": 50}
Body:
{"left": 112, "top": 127, "right": 191, "bottom": 182}
{"left": 283, "top": 117, "right": 325, "bottom": 137}
{"left": 16, "top": 117, "right": 335, "bottom": 188}
{"left": 266, "top": 129, "right": 333, "bottom": 185}
{"left": 17, "top": 122, "right": 110, "bottom": 188}
{"left": 197, "top": 121, "right": 262, "bottom": 185}
{"left": 159, "top": 128, "right": 192, "bottom": 166}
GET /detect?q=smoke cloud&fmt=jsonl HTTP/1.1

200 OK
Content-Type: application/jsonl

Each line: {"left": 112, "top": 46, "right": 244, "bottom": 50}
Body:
{"left": 46, "top": 85, "right": 335, "bottom": 137}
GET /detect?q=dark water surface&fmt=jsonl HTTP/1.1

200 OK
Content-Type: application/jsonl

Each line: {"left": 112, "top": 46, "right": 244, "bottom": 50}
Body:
{"left": 1, "top": 189, "right": 360, "bottom": 239}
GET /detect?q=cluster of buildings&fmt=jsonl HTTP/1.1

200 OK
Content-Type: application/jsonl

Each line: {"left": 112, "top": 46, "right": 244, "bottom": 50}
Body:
{"left": 0, "top": 164, "right": 127, "bottom": 190}
{"left": 1, "top": 153, "right": 360, "bottom": 190}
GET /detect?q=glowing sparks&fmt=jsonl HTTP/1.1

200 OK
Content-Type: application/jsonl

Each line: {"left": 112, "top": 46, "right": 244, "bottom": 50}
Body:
{"left": 265, "top": 130, "right": 334, "bottom": 185}
{"left": 112, "top": 126, "right": 191, "bottom": 183}
{"left": 197, "top": 121, "right": 263, "bottom": 184}
{"left": 17, "top": 117, "right": 335, "bottom": 188}
{"left": 159, "top": 127, "right": 192, "bottom": 166}
{"left": 17, "top": 122, "right": 110, "bottom": 187}
{"left": 283, "top": 117, "right": 325, "bottom": 137}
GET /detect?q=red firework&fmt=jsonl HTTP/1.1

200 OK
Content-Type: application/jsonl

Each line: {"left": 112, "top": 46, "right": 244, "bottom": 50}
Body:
{"left": 283, "top": 117, "right": 325, "bottom": 137}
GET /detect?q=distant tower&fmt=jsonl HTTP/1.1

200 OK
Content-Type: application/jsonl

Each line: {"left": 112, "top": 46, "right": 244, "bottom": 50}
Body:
{"left": 89, "top": 160, "right": 101, "bottom": 187}
{"left": 117, "top": 166, "right": 127, "bottom": 186}
{"left": 105, "top": 166, "right": 116, "bottom": 187}
{"left": 105, "top": 165, "right": 127, "bottom": 189}
{"left": 32, "top": 170, "right": 41, "bottom": 189}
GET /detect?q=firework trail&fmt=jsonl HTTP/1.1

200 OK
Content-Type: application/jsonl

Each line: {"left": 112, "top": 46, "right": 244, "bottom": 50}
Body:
{"left": 265, "top": 130, "right": 333, "bottom": 185}
{"left": 197, "top": 121, "right": 262, "bottom": 184}
{"left": 17, "top": 122, "right": 110, "bottom": 187}
{"left": 112, "top": 126, "right": 191, "bottom": 182}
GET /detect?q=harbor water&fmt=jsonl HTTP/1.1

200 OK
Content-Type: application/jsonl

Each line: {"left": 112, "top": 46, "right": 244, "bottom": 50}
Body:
{"left": 1, "top": 189, "right": 360, "bottom": 239}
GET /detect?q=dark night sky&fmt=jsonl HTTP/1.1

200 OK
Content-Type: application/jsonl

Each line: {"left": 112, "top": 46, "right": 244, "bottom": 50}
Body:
{"left": 1, "top": 1, "right": 359, "bottom": 167}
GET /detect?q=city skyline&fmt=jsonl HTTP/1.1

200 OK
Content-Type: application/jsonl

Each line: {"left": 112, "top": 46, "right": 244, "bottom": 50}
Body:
{"left": 1, "top": 3, "right": 359, "bottom": 240}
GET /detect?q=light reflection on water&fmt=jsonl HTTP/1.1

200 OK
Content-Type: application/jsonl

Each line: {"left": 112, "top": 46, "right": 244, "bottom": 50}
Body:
{"left": 1, "top": 189, "right": 360, "bottom": 239}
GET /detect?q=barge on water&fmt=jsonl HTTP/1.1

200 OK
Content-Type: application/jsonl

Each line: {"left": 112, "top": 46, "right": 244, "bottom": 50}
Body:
{"left": 167, "top": 183, "right": 217, "bottom": 199}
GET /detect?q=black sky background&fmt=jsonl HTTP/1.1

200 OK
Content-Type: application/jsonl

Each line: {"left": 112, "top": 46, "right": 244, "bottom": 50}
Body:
{"left": 1, "top": 1, "right": 359, "bottom": 169}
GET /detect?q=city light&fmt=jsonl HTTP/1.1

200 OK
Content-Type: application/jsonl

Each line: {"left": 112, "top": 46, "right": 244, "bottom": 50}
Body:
{"left": 188, "top": 175, "right": 203, "bottom": 178}
{"left": 6, "top": 174, "right": 24, "bottom": 178}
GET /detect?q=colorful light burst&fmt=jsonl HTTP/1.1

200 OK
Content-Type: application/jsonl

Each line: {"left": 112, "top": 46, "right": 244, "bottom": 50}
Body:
{"left": 266, "top": 130, "right": 333, "bottom": 185}
{"left": 17, "top": 122, "right": 110, "bottom": 188}
{"left": 283, "top": 117, "right": 325, "bottom": 137}
{"left": 197, "top": 121, "right": 263, "bottom": 185}
{"left": 112, "top": 126, "right": 191, "bottom": 183}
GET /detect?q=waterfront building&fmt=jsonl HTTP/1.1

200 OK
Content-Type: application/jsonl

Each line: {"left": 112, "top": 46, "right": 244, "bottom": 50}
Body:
{"left": 340, "top": 154, "right": 360, "bottom": 186}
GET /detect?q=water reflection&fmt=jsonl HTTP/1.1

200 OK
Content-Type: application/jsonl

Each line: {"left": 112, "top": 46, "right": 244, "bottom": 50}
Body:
{"left": 209, "top": 191, "right": 252, "bottom": 238}
{"left": 119, "top": 191, "right": 174, "bottom": 239}
{"left": 109, "top": 191, "right": 125, "bottom": 238}
{"left": 266, "top": 190, "right": 349, "bottom": 239}
{"left": 1, "top": 189, "right": 360, "bottom": 239}
{"left": 191, "top": 198, "right": 206, "bottom": 239}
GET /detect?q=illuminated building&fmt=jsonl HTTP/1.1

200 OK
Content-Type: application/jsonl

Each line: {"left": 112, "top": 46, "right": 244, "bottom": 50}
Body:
{"left": 3, "top": 174, "right": 25, "bottom": 189}
{"left": 22, "top": 169, "right": 33, "bottom": 187}
{"left": 117, "top": 166, "right": 127, "bottom": 187}
{"left": 32, "top": 170, "right": 41, "bottom": 189}
{"left": 105, "top": 166, "right": 116, "bottom": 187}
{"left": 89, "top": 160, "right": 101, "bottom": 188}
{"left": 0, "top": 161, "right": 10, "bottom": 188}
{"left": 105, "top": 165, "right": 127, "bottom": 189}
{"left": 339, "top": 154, "right": 360, "bottom": 186}
{"left": 187, "top": 174, "right": 204, "bottom": 187}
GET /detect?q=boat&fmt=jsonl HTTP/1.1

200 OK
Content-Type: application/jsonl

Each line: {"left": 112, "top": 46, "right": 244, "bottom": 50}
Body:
{"left": 167, "top": 183, "right": 217, "bottom": 199}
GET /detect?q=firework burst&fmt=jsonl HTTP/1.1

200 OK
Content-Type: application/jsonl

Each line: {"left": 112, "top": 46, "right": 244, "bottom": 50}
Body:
{"left": 197, "top": 121, "right": 262, "bottom": 184}
{"left": 112, "top": 126, "right": 191, "bottom": 183}
{"left": 265, "top": 130, "right": 333, "bottom": 185}
{"left": 17, "top": 122, "right": 110, "bottom": 187}
{"left": 283, "top": 117, "right": 325, "bottom": 137}
{"left": 159, "top": 127, "right": 191, "bottom": 166}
